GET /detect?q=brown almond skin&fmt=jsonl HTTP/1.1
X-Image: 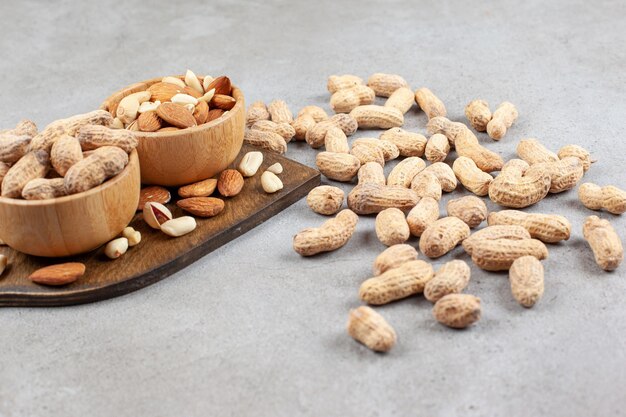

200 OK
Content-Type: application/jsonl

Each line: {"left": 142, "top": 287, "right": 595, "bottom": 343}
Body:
{"left": 178, "top": 178, "right": 218, "bottom": 198}
{"left": 177, "top": 197, "right": 225, "bottom": 217}
{"left": 193, "top": 101, "right": 209, "bottom": 125}
{"left": 211, "top": 94, "right": 237, "bottom": 111}
{"left": 207, "top": 109, "right": 225, "bottom": 122}
{"left": 206, "top": 76, "right": 232, "bottom": 96}
{"left": 156, "top": 102, "right": 197, "bottom": 129}
{"left": 138, "top": 186, "right": 171, "bottom": 210}
{"left": 217, "top": 169, "right": 244, "bottom": 197}
{"left": 29, "top": 263, "right": 86, "bottom": 286}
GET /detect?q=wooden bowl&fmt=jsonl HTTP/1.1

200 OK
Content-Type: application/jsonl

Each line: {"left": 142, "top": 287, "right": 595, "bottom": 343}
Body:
{"left": 100, "top": 77, "right": 245, "bottom": 186}
{"left": 0, "top": 150, "right": 140, "bottom": 258}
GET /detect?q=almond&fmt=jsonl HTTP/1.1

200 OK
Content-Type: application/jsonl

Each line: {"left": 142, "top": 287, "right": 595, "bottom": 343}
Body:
{"left": 183, "top": 85, "right": 202, "bottom": 99}
{"left": 156, "top": 102, "right": 197, "bottom": 129}
{"left": 138, "top": 186, "right": 171, "bottom": 210}
{"left": 177, "top": 197, "right": 225, "bottom": 217}
{"left": 148, "top": 82, "right": 180, "bottom": 102}
{"left": 205, "top": 76, "right": 232, "bottom": 96}
{"left": 193, "top": 101, "right": 209, "bottom": 125}
{"left": 217, "top": 169, "right": 244, "bottom": 197}
{"left": 211, "top": 94, "right": 236, "bottom": 111}
{"left": 178, "top": 178, "right": 217, "bottom": 198}
{"left": 29, "top": 262, "right": 86, "bottom": 286}
{"left": 207, "top": 109, "right": 224, "bottom": 122}
{"left": 136, "top": 111, "right": 162, "bottom": 132}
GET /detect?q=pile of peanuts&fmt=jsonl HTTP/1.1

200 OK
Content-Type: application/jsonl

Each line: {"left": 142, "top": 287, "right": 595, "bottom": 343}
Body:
{"left": 246, "top": 72, "right": 625, "bottom": 353}
{"left": 0, "top": 110, "right": 137, "bottom": 200}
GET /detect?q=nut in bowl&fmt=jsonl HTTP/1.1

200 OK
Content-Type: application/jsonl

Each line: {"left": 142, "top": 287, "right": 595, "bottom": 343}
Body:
{"left": 100, "top": 71, "right": 245, "bottom": 186}
{"left": 0, "top": 113, "right": 141, "bottom": 257}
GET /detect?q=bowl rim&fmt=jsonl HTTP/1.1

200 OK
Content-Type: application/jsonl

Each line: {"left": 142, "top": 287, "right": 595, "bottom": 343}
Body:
{"left": 0, "top": 149, "right": 140, "bottom": 207}
{"left": 100, "top": 76, "right": 245, "bottom": 140}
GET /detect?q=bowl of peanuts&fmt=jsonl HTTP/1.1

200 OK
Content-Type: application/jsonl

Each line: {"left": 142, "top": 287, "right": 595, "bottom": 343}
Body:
{"left": 100, "top": 71, "right": 245, "bottom": 187}
{"left": 0, "top": 113, "right": 140, "bottom": 257}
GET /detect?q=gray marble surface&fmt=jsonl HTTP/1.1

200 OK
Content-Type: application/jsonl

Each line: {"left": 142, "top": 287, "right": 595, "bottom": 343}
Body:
{"left": 1, "top": 0, "right": 625, "bottom": 416}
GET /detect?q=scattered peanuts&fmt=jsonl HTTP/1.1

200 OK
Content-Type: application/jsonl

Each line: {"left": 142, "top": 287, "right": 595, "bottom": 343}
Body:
{"left": 486, "top": 102, "right": 518, "bottom": 140}
{"left": 424, "top": 260, "right": 471, "bottom": 303}
{"left": 359, "top": 260, "right": 434, "bottom": 305}
{"left": 578, "top": 183, "right": 626, "bottom": 215}
{"left": 464, "top": 100, "right": 491, "bottom": 132}
{"left": 293, "top": 209, "right": 358, "bottom": 256}
{"left": 306, "top": 185, "right": 344, "bottom": 215}
{"left": 582, "top": 216, "right": 623, "bottom": 271}
{"left": 347, "top": 306, "right": 397, "bottom": 353}
{"left": 419, "top": 217, "right": 470, "bottom": 258}
{"left": 375, "top": 208, "right": 410, "bottom": 246}
{"left": 372, "top": 244, "right": 418, "bottom": 276}
{"left": 425, "top": 134, "right": 450, "bottom": 162}
{"left": 433, "top": 294, "right": 481, "bottom": 329}
{"left": 509, "top": 256, "right": 544, "bottom": 307}
{"left": 447, "top": 196, "right": 488, "bottom": 228}
{"left": 414, "top": 87, "right": 447, "bottom": 119}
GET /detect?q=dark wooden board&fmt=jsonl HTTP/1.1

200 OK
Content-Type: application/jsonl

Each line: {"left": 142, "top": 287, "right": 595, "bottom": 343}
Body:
{"left": 0, "top": 145, "right": 320, "bottom": 307}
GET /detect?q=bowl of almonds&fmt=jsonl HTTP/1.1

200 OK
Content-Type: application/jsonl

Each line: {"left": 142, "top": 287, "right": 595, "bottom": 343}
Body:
{"left": 100, "top": 70, "right": 245, "bottom": 186}
{"left": 0, "top": 112, "right": 141, "bottom": 257}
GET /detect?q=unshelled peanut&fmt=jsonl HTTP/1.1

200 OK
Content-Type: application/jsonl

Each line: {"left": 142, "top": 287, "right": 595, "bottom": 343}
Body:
{"left": 387, "top": 157, "right": 426, "bottom": 188}
{"left": 306, "top": 185, "right": 344, "bottom": 215}
{"left": 373, "top": 244, "right": 418, "bottom": 276}
{"left": 22, "top": 178, "right": 67, "bottom": 200}
{"left": 1, "top": 150, "right": 50, "bottom": 198}
{"left": 488, "top": 210, "right": 571, "bottom": 243}
{"left": 330, "top": 84, "right": 376, "bottom": 113}
{"left": 348, "top": 183, "right": 419, "bottom": 215}
{"left": 488, "top": 159, "right": 551, "bottom": 208}
{"left": 433, "top": 294, "right": 481, "bottom": 329}
{"left": 419, "top": 217, "right": 470, "bottom": 258}
{"left": 486, "top": 102, "right": 518, "bottom": 140}
{"left": 425, "top": 134, "right": 450, "bottom": 162}
{"left": 452, "top": 156, "right": 493, "bottom": 196}
{"left": 406, "top": 196, "right": 440, "bottom": 237}
{"left": 293, "top": 209, "right": 358, "bottom": 256}
{"left": 380, "top": 128, "right": 427, "bottom": 157}
{"left": 414, "top": 87, "right": 447, "bottom": 119}
{"left": 509, "top": 256, "right": 544, "bottom": 308}
{"left": 464, "top": 100, "right": 491, "bottom": 132}
{"left": 358, "top": 162, "right": 386, "bottom": 185}
{"left": 582, "top": 215, "right": 623, "bottom": 271}
{"left": 375, "top": 208, "right": 410, "bottom": 246}
{"left": 384, "top": 87, "right": 415, "bottom": 114}
{"left": 516, "top": 138, "right": 558, "bottom": 164}
{"left": 578, "top": 183, "right": 626, "bottom": 214}
{"left": 316, "top": 152, "right": 361, "bottom": 182}
{"left": 367, "top": 73, "right": 409, "bottom": 97}
{"left": 558, "top": 144, "right": 593, "bottom": 172}
{"left": 447, "top": 196, "right": 488, "bottom": 228}
{"left": 64, "top": 146, "right": 128, "bottom": 194}
{"left": 349, "top": 105, "right": 404, "bottom": 129}
{"left": 424, "top": 260, "right": 471, "bottom": 303}
{"left": 359, "top": 260, "right": 434, "bottom": 305}
{"left": 347, "top": 306, "right": 396, "bottom": 353}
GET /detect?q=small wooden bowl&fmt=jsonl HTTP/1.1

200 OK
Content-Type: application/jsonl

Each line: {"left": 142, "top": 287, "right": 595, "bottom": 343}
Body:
{"left": 100, "top": 77, "right": 245, "bottom": 186}
{"left": 0, "top": 150, "right": 140, "bottom": 258}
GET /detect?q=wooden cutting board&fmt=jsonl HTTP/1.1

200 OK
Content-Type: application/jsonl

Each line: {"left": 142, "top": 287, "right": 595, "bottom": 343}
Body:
{"left": 0, "top": 145, "right": 320, "bottom": 307}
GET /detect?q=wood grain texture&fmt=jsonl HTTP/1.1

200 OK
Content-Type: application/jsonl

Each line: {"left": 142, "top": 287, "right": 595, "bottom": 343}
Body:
{"left": 0, "top": 145, "right": 320, "bottom": 307}
{"left": 100, "top": 77, "right": 245, "bottom": 187}
{"left": 0, "top": 150, "right": 140, "bottom": 258}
